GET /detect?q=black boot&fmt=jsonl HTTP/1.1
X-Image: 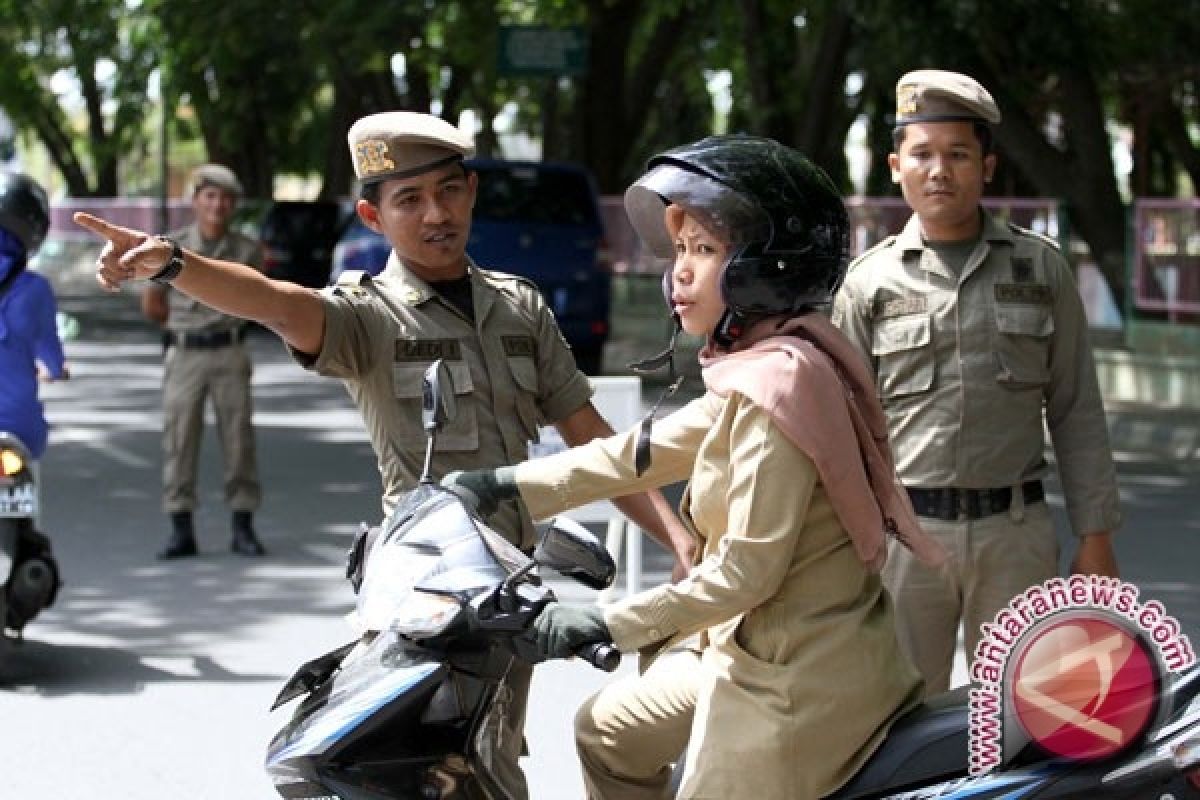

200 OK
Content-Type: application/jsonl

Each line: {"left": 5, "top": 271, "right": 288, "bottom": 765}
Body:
{"left": 231, "top": 511, "right": 266, "bottom": 556}
{"left": 158, "top": 511, "right": 198, "bottom": 559}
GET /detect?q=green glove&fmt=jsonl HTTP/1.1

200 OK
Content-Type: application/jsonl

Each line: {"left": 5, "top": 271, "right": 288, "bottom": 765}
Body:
{"left": 440, "top": 466, "right": 519, "bottom": 517}
{"left": 532, "top": 603, "right": 611, "bottom": 660}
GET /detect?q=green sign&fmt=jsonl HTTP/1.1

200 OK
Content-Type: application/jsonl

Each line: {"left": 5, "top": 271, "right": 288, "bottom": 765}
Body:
{"left": 497, "top": 25, "right": 588, "bottom": 76}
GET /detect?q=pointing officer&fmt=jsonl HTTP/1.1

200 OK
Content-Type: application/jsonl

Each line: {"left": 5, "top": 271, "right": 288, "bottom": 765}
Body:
{"left": 831, "top": 69, "right": 1122, "bottom": 695}
{"left": 141, "top": 164, "right": 266, "bottom": 559}
{"left": 78, "top": 111, "right": 694, "bottom": 799}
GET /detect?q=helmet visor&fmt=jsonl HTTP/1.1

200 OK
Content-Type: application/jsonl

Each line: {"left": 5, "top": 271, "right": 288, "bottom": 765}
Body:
{"left": 624, "top": 165, "right": 769, "bottom": 259}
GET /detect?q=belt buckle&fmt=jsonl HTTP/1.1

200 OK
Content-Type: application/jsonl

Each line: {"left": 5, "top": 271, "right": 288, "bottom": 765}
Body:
{"left": 957, "top": 489, "right": 972, "bottom": 521}
{"left": 938, "top": 489, "right": 957, "bottom": 521}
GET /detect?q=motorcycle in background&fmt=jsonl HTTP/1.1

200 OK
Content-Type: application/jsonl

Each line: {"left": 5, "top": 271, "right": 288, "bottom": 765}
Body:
{"left": 0, "top": 431, "right": 61, "bottom": 654}
{"left": 265, "top": 360, "right": 618, "bottom": 799}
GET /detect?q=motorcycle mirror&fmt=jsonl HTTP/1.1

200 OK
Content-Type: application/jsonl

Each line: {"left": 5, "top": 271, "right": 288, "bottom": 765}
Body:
{"left": 533, "top": 516, "right": 616, "bottom": 591}
{"left": 422, "top": 359, "right": 457, "bottom": 434}
{"left": 419, "top": 359, "right": 457, "bottom": 483}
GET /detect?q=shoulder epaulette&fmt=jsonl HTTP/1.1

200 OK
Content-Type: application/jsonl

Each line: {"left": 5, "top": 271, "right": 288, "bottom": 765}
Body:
{"left": 330, "top": 269, "right": 375, "bottom": 299}
{"left": 335, "top": 269, "right": 374, "bottom": 286}
{"left": 1008, "top": 223, "right": 1062, "bottom": 252}
{"left": 476, "top": 266, "right": 540, "bottom": 295}
{"left": 848, "top": 234, "right": 898, "bottom": 270}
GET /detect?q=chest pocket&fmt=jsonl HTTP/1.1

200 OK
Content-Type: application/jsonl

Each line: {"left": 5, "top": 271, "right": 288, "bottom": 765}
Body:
{"left": 870, "top": 314, "right": 934, "bottom": 399}
{"left": 505, "top": 355, "right": 543, "bottom": 443}
{"left": 391, "top": 360, "right": 477, "bottom": 450}
{"left": 993, "top": 302, "right": 1054, "bottom": 388}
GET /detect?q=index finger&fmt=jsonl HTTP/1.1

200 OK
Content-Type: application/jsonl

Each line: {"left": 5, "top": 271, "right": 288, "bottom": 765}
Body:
{"left": 73, "top": 212, "right": 142, "bottom": 247}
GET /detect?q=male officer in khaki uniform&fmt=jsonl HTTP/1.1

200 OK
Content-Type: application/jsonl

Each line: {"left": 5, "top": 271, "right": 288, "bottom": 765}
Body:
{"left": 141, "top": 164, "right": 266, "bottom": 559}
{"left": 832, "top": 70, "right": 1122, "bottom": 695}
{"left": 81, "top": 111, "right": 694, "bottom": 799}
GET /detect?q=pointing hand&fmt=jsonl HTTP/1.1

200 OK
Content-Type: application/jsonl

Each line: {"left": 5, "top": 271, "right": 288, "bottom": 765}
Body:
{"left": 73, "top": 212, "right": 174, "bottom": 291}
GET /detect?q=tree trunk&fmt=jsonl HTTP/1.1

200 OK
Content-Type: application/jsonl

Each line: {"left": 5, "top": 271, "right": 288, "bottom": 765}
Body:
{"left": 793, "top": 5, "right": 856, "bottom": 188}
{"left": 971, "top": 59, "right": 1128, "bottom": 312}
{"left": 738, "top": 0, "right": 786, "bottom": 140}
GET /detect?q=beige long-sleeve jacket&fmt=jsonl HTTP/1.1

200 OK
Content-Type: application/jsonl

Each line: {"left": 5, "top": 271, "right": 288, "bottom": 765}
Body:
{"left": 516, "top": 391, "right": 922, "bottom": 799}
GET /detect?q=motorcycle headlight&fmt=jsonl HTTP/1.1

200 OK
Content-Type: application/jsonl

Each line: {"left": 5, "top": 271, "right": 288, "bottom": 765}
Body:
{"left": 0, "top": 449, "right": 24, "bottom": 477}
{"left": 391, "top": 591, "right": 463, "bottom": 639}
{"left": 1176, "top": 731, "right": 1200, "bottom": 771}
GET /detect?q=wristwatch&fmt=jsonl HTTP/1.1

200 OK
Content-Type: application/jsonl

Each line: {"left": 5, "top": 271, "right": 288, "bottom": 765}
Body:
{"left": 151, "top": 236, "right": 185, "bottom": 285}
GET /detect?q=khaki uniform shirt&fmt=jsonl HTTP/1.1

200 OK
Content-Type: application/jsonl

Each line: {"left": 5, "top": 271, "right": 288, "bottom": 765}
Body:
{"left": 516, "top": 393, "right": 922, "bottom": 799}
{"left": 166, "top": 224, "right": 262, "bottom": 333}
{"left": 294, "top": 253, "right": 592, "bottom": 548}
{"left": 831, "top": 210, "right": 1121, "bottom": 537}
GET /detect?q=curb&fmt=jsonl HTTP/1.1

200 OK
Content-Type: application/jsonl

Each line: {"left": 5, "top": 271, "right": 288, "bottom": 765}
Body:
{"left": 1106, "top": 404, "right": 1200, "bottom": 464}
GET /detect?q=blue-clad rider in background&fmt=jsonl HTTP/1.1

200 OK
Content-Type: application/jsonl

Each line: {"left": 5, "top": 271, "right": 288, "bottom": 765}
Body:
{"left": 0, "top": 171, "right": 69, "bottom": 461}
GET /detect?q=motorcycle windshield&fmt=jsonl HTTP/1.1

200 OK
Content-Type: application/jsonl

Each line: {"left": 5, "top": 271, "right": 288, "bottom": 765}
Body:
{"left": 267, "top": 628, "right": 444, "bottom": 765}
{"left": 355, "top": 484, "right": 532, "bottom": 632}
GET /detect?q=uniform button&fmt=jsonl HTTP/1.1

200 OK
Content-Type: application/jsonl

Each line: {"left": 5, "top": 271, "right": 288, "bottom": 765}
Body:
{"left": 648, "top": 627, "right": 661, "bottom": 639}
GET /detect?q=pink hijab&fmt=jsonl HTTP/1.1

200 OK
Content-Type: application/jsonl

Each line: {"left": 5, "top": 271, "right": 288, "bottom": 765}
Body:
{"left": 699, "top": 314, "right": 947, "bottom": 572}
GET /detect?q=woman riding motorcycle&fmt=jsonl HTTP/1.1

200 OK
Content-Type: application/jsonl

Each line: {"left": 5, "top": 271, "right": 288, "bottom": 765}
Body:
{"left": 0, "top": 171, "right": 69, "bottom": 463}
{"left": 445, "top": 135, "right": 946, "bottom": 799}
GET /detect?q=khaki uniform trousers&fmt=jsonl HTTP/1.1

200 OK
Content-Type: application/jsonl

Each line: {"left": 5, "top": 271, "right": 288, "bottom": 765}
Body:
{"left": 574, "top": 649, "right": 701, "bottom": 800}
{"left": 484, "top": 658, "right": 533, "bottom": 799}
{"left": 882, "top": 498, "right": 1058, "bottom": 695}
{"left": 162, "top": 341, "right": 260, "bottom": 513}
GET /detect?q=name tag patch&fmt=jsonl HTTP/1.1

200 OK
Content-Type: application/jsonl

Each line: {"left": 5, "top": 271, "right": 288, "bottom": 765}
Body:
{"left": 394, "top": 338, "right": 462, "bottom": 362}
{"left": 994, "top": 284, "right": 1051, "bottom": 305}
{"left": 874, "top": 295, "right": 928, "bottom": 319}
{"left": 502, "top": 335, "right": 535, "bottom": 358}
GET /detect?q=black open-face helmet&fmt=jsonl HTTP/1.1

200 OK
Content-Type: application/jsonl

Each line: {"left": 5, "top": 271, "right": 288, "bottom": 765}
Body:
{"left": 0, "top": 171, "right": 50, "bottom": 255}
{"left": 624, "top": 134, "right": 849, "bottom": 342}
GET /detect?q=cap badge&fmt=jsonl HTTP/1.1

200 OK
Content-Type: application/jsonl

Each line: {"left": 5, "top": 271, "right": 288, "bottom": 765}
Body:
{"left": 897, "top": 84, "right": 919, "bottom": 116}
{"left": 355, "top": 139, "right": 395, "bottom": 178}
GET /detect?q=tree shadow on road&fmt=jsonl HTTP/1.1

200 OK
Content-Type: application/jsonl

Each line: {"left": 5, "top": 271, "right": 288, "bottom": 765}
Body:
{"left": 0, "top": 642, "right": 277, "bottom": 696}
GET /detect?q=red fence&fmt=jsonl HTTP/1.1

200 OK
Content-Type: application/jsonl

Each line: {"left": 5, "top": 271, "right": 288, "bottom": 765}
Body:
{"left": 46, "top": 195, "right": 1200, "bottom": 320}
{"left": 599, "top": 195, "right": 1063, "bottom": 273}
{"left": 48, "top": 197, "right": 195, "bottom": 239}
{"left": 1133, "top": 199, "right": 1200, "bottom": 317}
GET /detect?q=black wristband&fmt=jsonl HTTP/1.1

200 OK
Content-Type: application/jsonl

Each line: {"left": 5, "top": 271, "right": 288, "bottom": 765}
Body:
{"left": 150, "top": 236, "right": 185, "bottom": 285}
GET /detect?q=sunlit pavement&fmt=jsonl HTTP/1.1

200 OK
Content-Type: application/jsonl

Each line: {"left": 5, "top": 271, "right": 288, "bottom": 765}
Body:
{"left": 2, "top": 287, "right": 1196, "bottom": 799}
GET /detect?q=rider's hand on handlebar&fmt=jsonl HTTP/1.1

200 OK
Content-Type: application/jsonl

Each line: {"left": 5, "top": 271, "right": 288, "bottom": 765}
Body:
{"left": 532, "top": 603, "right": 611, "bottom": 660}
{"left": 440, "top": 467, "right": 519, "bottom": 517}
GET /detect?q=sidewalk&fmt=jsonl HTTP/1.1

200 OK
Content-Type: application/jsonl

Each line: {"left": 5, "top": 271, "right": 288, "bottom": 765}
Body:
{"left": 1105, "top": 401, "right": 1200, "bottom": 466}
{"left": 47, "top": 271, "right": 1200, "bottom": 471}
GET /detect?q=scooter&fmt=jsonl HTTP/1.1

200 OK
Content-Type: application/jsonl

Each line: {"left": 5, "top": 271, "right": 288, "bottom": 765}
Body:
{"left": 265, "top": 361, "right": 1200, "bottom": 800}
{"left": 0, "top": 431, "right": 61, "bottom": 652}
{"left": 265, "top": 360, "right": 618, "bottom": 799}
{"left": 822, "top": 663, "right": 1200, "bottom": 799}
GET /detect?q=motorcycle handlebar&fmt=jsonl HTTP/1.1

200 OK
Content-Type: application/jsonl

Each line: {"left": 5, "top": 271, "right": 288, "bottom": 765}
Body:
{"left": 577, "top": 642, "right": 621, "bottom": 672}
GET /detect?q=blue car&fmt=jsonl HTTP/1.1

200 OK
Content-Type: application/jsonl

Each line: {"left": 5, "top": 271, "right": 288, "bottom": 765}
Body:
{"left": 330, "top": 159, "right": 612, "bottom": 375}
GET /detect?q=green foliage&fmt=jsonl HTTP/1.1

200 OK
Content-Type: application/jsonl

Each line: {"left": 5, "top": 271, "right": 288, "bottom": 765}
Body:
{"left": 0, "top": 0, "right": 155, "bottom": 194}
{"left": 2, "top": 0, "right": 1198, "bottom": 216}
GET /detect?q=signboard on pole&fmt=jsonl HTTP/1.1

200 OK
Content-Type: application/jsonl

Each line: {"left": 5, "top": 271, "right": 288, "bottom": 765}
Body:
{"left": 497, "top": 25, "right": 588, "bottom": 77}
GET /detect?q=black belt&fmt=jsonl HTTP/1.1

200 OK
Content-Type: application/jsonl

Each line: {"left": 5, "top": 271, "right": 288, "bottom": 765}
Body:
{"left": 164, "top": 328, "right": 245, "bottom": 349}
{"left": 906, "top": 481, "right": 1044, "bottom": 521}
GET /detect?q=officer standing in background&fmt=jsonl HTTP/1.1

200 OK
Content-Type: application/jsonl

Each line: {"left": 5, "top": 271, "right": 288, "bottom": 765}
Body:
{"left": 80, "top": 111, "right": 694, "bottom": 799}
{"left": 832, "top": 70, "right": 1122, "bottom": 695}
{"left": 141, "top": 164, "right": 266, "bottom": 559}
